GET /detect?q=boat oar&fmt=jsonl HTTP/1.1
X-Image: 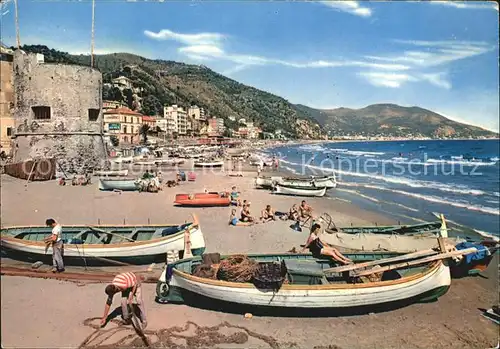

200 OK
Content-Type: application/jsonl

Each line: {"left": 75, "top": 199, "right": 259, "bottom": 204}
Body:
{"left": 324, "top": 249, "right": 439, "bottom": 274}
{"left": 87, "top": 226, "right": 135, "bottom": 242}
{"left": 352, "top": 247, "right": 478, "bottom": 277}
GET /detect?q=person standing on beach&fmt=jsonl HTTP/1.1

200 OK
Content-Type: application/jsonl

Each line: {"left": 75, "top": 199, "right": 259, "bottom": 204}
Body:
{"left": 100, "top": 272, "right": 147, "bottom": 328}
{"left": 43, "top": 218, "right": 65, "bottom": 273}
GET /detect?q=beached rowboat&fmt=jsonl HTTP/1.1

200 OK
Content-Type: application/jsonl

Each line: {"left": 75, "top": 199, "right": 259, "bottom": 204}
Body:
{"left": 93, "top": 169, "right": 129, "bottom": 177}
{"left": 255, "top": 176, "right": 283, "bottom": 189}
{"left": 326, "top": 220, "right": 443, "bottom": 235}
{"left": 193, "top": 160, "right": 224, "bottom": 168}
{"left": 154, "top": 159, "right": 185, "bottom": 166}
{"left": 174, "top": 192, "right": 231, "bottom": 207}
{"left": 1, "top": 218, "right": 205, "bottom": 266}
{"left": 279, "top": 175, "right": 337, "bottom": 189}
{"left": 110, "top": 156, "right": 133, "bottom": 164}
{"left": 273, "top": 184, "right": 327, "bottom": 197}
{"left": 157, "top": 253, "right": 451, "bottom": 310}
{"left": 98, "top": 178, "right": 139, "bottom": 191}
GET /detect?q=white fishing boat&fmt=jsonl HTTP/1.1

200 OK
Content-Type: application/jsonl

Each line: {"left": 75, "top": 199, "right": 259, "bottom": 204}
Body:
{"left": 157, "top": 253, "right": 451, "bottom": 309}
{"left": 254, "top": 176, "right": 283, "bottom": 189}
{"left": 154, "top": 158, "right": 185, "bottom": 166}
{"left": 93, "top": 169, "right": 129, "bottom": 177}
{"left": 98, "top": 178, "right": 140, "bottom": 191}
{"left": 1, "top": 215, "right": 205, "bottom": 266}
{"left": 110, "top": 156, "right": 133, "bottom": 164}
{"left": 279, "top": 175, "right": 337, "bottom": 189}
{"left": 273, "top": 184, "right": 327, "bottom": 197}
{"left": 194, "top": 160, "right": 224, "bottom": 168}
{"left": 133, "top": 161, "right": 157, "bottom": 166}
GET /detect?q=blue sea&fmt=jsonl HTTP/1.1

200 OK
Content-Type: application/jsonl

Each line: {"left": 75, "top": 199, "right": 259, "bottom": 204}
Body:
{"left": 265, "top": 139, "right": 500, "bottom": 239}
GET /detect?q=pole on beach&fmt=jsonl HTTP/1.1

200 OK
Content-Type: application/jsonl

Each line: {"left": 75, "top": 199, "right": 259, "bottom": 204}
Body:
{"left": 14, "top": 0, "right": 20, "bottom": 48}
{"left": 90, "top": 0, "right": 95, "bottom": 68}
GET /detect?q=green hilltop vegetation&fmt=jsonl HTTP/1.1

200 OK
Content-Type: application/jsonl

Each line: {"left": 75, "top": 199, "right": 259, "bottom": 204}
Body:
{"left": 15, "top": 45, "right": 498, "bottom": 140}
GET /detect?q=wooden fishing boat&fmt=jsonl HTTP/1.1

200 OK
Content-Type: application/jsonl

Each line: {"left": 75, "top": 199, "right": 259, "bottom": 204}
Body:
{"left": 133, "top": 161, "right": 157, "bottom": 166}
{"left": 254, "top": 176, "right": 282, "bottom": 189}
{"left": 98, "top": 178, "right": 139, "bottom": 191}
{"left": 174, "top": 192, "right": 231, "bottom": 207}
{"left": 110, "top": 156, "right": 133, "bottom": 164}
{"left": 193, "top": 160, "right": 224, "bottom": 168}
{"left": 273, "top": 184, "right": 327, "bottom": 197}
{"left": 93, "top": 169, "right": 129, "bottom": 177}
{"left": 327, "top": 221, "right": 443, "bottom": 235}
{"left": 155, "top": 159, "right": 185, "bottom": 166}
{"left": 279, "top": 175, "right": 337, "bottom": 189}
{"left": 0, "top": 216, "right": 205, "bottom": 266}
{"left": 156, "top": 252, "right": 451, "bottom": 310}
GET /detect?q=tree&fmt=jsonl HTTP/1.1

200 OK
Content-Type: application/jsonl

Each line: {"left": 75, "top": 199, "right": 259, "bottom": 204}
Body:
{"left": 123, "top": 88, "right": 134, "bottom": 109}
{"left": 110, "top": 135, "right": 119, "bottom": 147}
{"left": 139, "top": 124, "right": 150, "bottom": 144}
{"left": 140, "top": 95, "right": 162, "bottom": 116}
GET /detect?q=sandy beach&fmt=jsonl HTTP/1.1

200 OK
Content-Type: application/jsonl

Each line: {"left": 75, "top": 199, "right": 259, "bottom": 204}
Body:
{"left": 1, "top": 165, "right": 499, "bottom": 349}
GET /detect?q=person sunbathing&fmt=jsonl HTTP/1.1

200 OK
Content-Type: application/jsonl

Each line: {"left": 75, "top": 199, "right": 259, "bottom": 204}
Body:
{"left": 229, "top": 209, "right": 253, "bottom": 226}
{"left": 299, "top": 200, "right": 313, "bottom": 221}
{"left": 300, "top": 223, "right": 352, "bottom": 265}
{"left": 260, "top": 205, "right": 276, "bottom": 222}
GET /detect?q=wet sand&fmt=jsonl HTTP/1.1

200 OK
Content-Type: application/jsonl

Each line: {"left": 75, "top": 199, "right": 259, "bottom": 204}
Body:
{"left": 1, "top": 167, "right": 499, "bottom": 349}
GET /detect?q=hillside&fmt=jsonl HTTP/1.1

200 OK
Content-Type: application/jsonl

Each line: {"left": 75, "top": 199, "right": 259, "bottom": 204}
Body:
{"left": 17, "top": 45, "right": 322, "bottom": 139}
{"left": 301, "top": 103, "right": 498, "bottom": 138}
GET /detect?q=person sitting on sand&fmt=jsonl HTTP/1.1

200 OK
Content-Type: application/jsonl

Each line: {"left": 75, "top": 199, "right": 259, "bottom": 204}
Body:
{"left": 100, "top": 272, "right": 147, "bottom": 328}
{"left": 299, "top": 200, "right": 313, "bottom": 221}
{"left": 142, "top": 170, "right": 153, "bottom": 179}
{"left": 260, "top": 204, "right": 276, "bottom": 222}
{"left": 230, "top": 186, "right": 241, "bottom": 206}
{"left": 300, "top": 223, "right": 352, "bottom": 265}
{"left": 229, "top": 209, "right": 253, "bottom": 226}
{"left": 288, "top": 204, "right": 299, "bottom": 221}
{"left": 241, "top": 202, "right": 255, "bottom": 222}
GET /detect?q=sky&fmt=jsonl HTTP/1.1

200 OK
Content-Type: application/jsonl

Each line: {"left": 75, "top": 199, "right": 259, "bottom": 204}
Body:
{"left": 1, "top": 0, "right": 499, "bottom": 132}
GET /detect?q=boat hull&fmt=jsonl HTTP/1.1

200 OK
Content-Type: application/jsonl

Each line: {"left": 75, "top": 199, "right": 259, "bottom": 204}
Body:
{"left": 274, "top": 184, "right": 327, "bottom": 197}
{"left": 194, "top": 161, "right": 224, "bottom": 168}
{"left": 1, "top": 224, "right": 206, "bottom": 266}
{"left": 174, "top": 193, "right": 230, "bottom": 207}
{"left": 159, "top": 254, "right": 450, "bottom": 309}
{"left": 98, "top": 179, "right": 139, "bottom": 191}
{"left": 255, "top": 176, "right": 282, "bottom": 189}
{"left": 280, "top": 176, "right": 337, "bottom": 189}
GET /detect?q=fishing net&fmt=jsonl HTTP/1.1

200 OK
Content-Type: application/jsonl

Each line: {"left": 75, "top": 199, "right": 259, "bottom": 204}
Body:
{"left": 253, "top": 261, "right": 287, "bottom": 291}
{"left": 216, "top": 255, "right": 258, "bottom": 283}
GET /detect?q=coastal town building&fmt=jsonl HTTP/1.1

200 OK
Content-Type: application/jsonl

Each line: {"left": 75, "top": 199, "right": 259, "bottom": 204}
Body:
{"left": 163, "top": 105, "right": 188, "bottom": 135}
{"left": 142, "top": 115, "right": 156, "bottom": 129}
{"left": 208, "top": 117, "right": 225, "bottom": 137}
{"left": 0, "top": 45, "right": 14, "bottom": 155}
{"left": 11, "top": 50, "right": 105, "bottom": 173}
{"left": 103, "top": 107, "right": 143, "bottom": 144}
{"left": 111, "top": 76, "right": 133, "bottom": 89}
{"left": 187, "top": 105, "right": 207, "bottom": 135}
{"left": 102, "top": 100, "right": 126, "bottom": 112}
{"left": 237, "top": 121, "right": 262, "bottom": 139}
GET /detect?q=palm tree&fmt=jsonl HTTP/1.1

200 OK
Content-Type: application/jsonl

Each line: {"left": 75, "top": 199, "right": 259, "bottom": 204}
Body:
{"left": 139, "top": 124, "right": 150, "bottom": 144}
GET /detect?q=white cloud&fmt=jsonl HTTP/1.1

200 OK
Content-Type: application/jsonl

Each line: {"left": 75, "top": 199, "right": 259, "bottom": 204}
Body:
{"left": 178, "top": 45, "right": 224, "bottom": 57}
{"left": 357, "top": 72, "right": 418, "bottom": 88}
{"left": 318, "top": 1, "right": 372, "bottom": 17}
{"left": 358, "top": 71, "right": 451, "bottom": 89}
{"left": 143, "top": 29, "right": 225, "bottom": 46}
{"left": 366, "top": 40, "right": 494, "bottom": 68}
{"left": 429, "top": 1, "right": 499, "bottom": 11}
